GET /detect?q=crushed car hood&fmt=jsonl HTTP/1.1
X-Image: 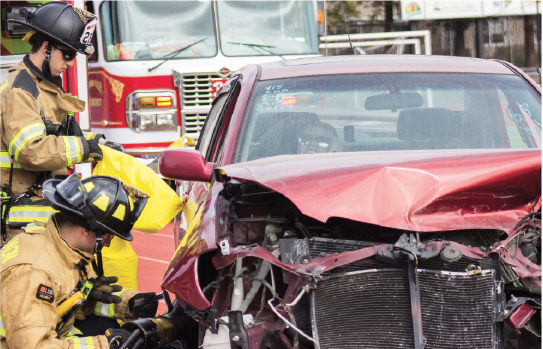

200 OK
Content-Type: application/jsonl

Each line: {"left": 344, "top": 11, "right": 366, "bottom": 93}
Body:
{"left": 218, "top": 149, "right": 541, "bottom": 233}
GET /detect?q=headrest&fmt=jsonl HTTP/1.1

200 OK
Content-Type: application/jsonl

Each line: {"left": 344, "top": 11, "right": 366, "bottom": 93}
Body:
{"left": 397, "top": 108, "right": 462, "bottom": 141}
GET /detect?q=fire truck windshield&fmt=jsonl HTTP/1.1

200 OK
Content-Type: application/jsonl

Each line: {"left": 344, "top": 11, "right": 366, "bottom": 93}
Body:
{"left": 100, "top": 1, "right": 217, "bottom": 61}
{"left": 218, "top": 1, "right": 319, "bottom": 56}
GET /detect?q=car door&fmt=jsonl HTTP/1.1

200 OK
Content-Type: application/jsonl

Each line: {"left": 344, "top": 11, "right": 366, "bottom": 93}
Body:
{"left": 174, "top": 77, "right": 241, "bottom": 246}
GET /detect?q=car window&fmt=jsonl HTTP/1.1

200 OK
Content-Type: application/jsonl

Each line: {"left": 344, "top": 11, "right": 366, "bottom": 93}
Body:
{"left": 197, "top": 93, "right": 228, "bottom": 157}
{"left": 234, "top": 73, "right": 541, "bottom": 163}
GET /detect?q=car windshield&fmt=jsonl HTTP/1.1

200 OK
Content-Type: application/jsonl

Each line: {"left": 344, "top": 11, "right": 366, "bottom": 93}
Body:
{"left": 100, "top": 1, "right": 216, "bottom": 61}
{"left": 217, "top": 1, "right": 319, "bottom": 56}
{"left": 234, "top": 73, "right": 541, "bottom": 163}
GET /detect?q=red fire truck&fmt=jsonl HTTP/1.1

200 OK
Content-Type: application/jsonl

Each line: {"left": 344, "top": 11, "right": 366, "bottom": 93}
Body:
{"left": 2, "top": 1, "right": 324, "bottom": 162}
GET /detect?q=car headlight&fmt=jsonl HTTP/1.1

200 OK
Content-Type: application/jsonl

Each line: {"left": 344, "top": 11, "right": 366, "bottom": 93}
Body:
{"left": 126, "top": 90, "right": 178, "bottom": 132}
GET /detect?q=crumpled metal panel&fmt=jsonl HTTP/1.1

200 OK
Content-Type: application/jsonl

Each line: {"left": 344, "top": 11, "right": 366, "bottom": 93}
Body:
{"left": 218, "top": 149, "right": 541, "bottom": 233}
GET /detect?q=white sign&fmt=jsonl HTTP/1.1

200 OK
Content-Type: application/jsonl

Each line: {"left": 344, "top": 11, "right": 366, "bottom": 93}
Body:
{"left": 402, "top": 0, "right": 541, "bottom": 20}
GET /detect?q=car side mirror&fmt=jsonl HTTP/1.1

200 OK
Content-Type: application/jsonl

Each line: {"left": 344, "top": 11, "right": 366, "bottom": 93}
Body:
{"left": 159, "top": 149, "right": 213, "bottom": 182}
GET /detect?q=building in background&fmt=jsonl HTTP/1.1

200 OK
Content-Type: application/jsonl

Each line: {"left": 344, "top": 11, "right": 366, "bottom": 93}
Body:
{"left": 325, "top": 1, "right": 541, "bottom": 81}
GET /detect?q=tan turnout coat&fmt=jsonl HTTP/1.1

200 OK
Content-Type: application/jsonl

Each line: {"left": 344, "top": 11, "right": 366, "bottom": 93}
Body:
{"left": 0, "top": 214, "right": 138, "bottom": 349}
{"left": 1, "top": 58, "right": 95, "bottom": 242}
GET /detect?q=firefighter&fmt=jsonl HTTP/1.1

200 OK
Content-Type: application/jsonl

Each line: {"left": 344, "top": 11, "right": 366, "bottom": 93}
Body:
{"left": 0, "top": 174, "right": 159, "bottom": 349}
{"left": 1, "top": 2, "right": 124, "bottom": 244}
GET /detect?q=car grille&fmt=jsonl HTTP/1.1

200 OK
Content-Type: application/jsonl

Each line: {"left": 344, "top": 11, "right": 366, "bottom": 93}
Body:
{"left": 313, "top": 268, "right": 496, "bottom": 349}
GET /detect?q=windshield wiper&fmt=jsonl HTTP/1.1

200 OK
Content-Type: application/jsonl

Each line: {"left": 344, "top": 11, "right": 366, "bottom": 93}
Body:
{"left": 148, "top": 37, "right": 208, "bottom": 72}
{"left": 227, "top": 42, "right": 276, "bottom": 55}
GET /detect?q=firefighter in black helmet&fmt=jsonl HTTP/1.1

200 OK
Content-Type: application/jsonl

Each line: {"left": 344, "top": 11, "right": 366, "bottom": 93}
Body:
{"left": 1, "top": 2, "right": 124, "bottom": 243}
{"left": 0, "top": 174, "right": 159, "bottom": 349}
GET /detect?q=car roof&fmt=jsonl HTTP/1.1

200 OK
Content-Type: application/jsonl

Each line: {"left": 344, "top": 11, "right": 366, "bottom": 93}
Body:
{"left": 257, "top": 55, "right": 515, "bottom": 80}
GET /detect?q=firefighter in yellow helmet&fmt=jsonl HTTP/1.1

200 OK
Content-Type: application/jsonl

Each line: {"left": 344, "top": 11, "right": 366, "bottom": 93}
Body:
{"left": 1, "top": 2, "right": 124, "bottom": 244}
{"left": 0, "top": 174, "right": 159, "bottom": 349}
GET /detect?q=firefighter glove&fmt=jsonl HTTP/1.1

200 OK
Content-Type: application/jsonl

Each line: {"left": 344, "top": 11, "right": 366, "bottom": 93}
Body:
{"left": 44, "top": 120, "right": 65, "bottom": 136}
{"left": 86, "top": 138, "right": 103, "bottom": 162}
{"left": 128, "top": 292, "right": 159, "bottom": 318}
{"left": 87, "top": 276, "right": 122, "bottom": 304}
{"left": 105, "top": 328, "right": 133, "bottom": 349}
{"left": 99, "top": 138, "right": 126, "bottom": 153}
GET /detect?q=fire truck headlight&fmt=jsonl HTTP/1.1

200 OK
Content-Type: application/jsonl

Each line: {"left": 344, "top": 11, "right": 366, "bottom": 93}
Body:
{"left": 139, "top": 113, "right": 157, "bottom": 127}
{"left": 157, "top": 113, "right": 175, "bottom": 126}
{"left": 126, "top": 90, "right": 178, "bottom": 133}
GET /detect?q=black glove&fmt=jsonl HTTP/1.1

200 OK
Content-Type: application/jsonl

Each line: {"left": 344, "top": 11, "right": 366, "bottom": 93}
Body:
{"left": 85, "top": 138, "right": 103, "bottom": 162}
{"left": 105, "top": 328, "right": 132, "bottom": 349}
{"left": 99, "top": 138, "right": 125, "bottom": 153}
{"left": 44, "top": 120, "right": 64, "bottom": 136}
{"left": 128, "top": 292, "right": 159, "bottom": 318}
{"left": 87, "top": 276, "right": 122, "bottom": 304}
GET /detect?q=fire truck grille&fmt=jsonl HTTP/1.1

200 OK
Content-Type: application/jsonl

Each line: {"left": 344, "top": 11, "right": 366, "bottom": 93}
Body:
{"left": 313, "top": 268, "right": 496, "bottom": 349}
{"left": 181, "top": 73, "right": 221, "bottom": 108}
{"left": 182, "top": 112, "right": 208, "bottom": 135}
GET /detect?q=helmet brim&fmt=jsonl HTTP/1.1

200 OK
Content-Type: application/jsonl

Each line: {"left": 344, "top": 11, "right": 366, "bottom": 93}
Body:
{"left": 7, "top": 18, "right": 93, "bottom": 55}
{"left": 43, "top": 179, "right": 133, "bottom": 241}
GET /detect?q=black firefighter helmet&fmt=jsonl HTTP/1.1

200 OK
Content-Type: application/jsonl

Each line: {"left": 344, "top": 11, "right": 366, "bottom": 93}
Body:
{"left": 43, "top": 174, "right": 149, "bottom": 241}
{"left": 8, "top": 2, "right": 97, "bottom": 55}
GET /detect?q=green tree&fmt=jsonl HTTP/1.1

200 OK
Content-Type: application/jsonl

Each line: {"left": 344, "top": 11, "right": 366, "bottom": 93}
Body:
{"left": 326, "top": 1, "right": 362, "bottom": 35}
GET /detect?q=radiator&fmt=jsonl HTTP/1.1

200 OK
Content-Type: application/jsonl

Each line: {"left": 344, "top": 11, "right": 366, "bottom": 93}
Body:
{"left": 312, "top": 268, "right": 497, "bottom": 349}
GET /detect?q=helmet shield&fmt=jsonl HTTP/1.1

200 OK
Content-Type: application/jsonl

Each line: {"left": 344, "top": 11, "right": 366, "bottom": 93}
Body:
{"left": 7, "top": 2, "right": 97, "bottom": 55}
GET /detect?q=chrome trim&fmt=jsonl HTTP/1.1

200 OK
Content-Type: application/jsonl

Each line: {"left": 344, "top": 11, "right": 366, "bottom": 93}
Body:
{"left": 125, "top": 89, "right": 177, "bottom": 133}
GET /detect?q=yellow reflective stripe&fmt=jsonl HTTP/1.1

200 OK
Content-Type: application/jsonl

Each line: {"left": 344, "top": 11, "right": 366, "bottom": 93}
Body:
{"left": 0, "top": 151, "right": 22, "bottom": 169}
{"left": 1, "top": 236, "right": 20, "bottom": 264}
{"left": 84, "top": 132, "right": 97, "bottom": 140}
{"left": 7, "top": 206, "right": 57, "bottom": 224}
{"left": 69, "top": 336, "right": 95, "bottom": 348}
{"left": 9, "top": 206, "right": 57, "bottom": 213}
{"left": 8, "top": 123, "right": 45, "bottom": 161}
{"left": 64, "top": 325, "right": 83, "bottom": 337}
{"left": 94, "top": 291, "right": 121, "bottom": 318}
{"left": 0, "top": 313, "right": 6, "bottom": 338}
{"left": 62, "top": 136, "right": 82, "bottom": 166}
{"left": 0, "top": 80, "right": 8, "bottom": 93}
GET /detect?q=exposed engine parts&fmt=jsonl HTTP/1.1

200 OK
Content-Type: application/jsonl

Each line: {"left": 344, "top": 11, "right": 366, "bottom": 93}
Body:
{"left": 116, "top": 183, "right": 541, "bottom": 349}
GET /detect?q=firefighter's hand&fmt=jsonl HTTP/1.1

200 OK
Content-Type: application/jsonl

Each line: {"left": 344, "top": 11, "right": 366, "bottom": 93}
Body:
{"left": 128, "top": 292, "right": 159, "bottom": 318}
{"left": 87, "top": 276, "right": 122, "bottom": 304}
{"left": 99, "top": 138, "right": 126, "bottom": 153}
{"left": 86, "top": 138, "right": 103, "bottom": 162}
{"left": 44, "top": 120, "right": 65, "bottom": 136}
{"left": 105, "top": 328, "right": 132, "bottom": 349}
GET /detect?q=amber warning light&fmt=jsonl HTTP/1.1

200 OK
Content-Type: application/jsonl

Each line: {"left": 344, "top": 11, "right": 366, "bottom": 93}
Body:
{"left": 139, "top": 96, "right": 172, "bottom": 108}
{"left": 282, "top": 96, "right": 297, "bottom": 106}
{"left": 317, "top": 10, "right": 324, "bottom": 25}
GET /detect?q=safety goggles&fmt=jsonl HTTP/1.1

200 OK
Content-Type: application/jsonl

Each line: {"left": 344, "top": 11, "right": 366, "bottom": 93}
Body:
{"left": 298, "top": 134, "right": 331, "bottom": 149}
{"left": 52, "top": 43, "right": 78, "bottom": 61}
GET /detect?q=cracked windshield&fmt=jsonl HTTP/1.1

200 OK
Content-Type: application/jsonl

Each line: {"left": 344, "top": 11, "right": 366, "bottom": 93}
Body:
{"left": 100, "top": 1, "right": 216, "bottom": 61}
{"left": 217, "top": 1, "right": 319, "bottom": 56}
{"left": 235, "top": 73, "right": 541, "bottom": 163}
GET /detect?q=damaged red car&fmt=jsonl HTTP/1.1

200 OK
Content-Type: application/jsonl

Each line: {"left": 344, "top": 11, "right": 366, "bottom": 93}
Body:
{"left": 144, "top": 56, "right": 542, "bottom": 349}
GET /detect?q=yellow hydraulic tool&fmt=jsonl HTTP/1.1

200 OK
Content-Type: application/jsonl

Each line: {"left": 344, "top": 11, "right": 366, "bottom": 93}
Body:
{"left": 57, "top": 280, "right": 93, "bottom": 321}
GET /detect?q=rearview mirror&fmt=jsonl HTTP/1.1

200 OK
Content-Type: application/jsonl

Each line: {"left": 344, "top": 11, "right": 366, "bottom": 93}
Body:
{"left": 365, "top": 93, "right": 424, "bottom": 111}
{"left": 159, "top": 149, "right": 213, "bottom": 182}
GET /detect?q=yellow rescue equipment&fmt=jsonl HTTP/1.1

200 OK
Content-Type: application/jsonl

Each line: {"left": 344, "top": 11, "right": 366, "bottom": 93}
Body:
{"left": 91, "top": 145, "right": 184, "bottom": 291}
{"left": 92, "top": 145, "right": 183, "bottom": 234}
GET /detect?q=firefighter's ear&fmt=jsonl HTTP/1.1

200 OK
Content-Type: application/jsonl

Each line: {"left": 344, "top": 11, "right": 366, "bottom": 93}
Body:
{"left": 41, "top": 41, "right": 49, "bottom": 54}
